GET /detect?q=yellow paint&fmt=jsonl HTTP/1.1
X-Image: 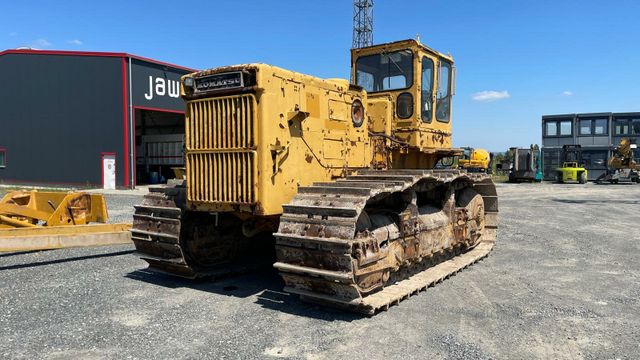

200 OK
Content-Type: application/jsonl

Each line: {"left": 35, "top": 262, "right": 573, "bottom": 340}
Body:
{"left": 0, "top": 190, "right": 109, "bottom": 228}
{"left": 0, "top": 223, "right": 131, "bottom": 252}
{"left": 459, "top": 148, "right": 491, "bottom": 171}
{"left": 0, "top": 190, "right": 129, "bottom": 251}
{"left": 181, "top": 39, "right": 463, "bottom": 216}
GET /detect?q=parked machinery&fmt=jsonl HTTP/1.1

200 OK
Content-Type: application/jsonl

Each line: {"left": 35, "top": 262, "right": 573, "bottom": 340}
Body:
{"left": 0, "top": 190, "right": 130, "bottom": 251}
{"left": 508, "top": 145, "right": 543, "bottom": 183}
{"left": 130, "top": 39, "right": 498, "bottom": 314}
{"left": 556, "top": 145, "right": 588, "bottom": 184}
{"left": 595, "top": 138, "right": 640, "bottom": 184}
{"left": 458, "top": 147, "right": 492, "bottom": 173}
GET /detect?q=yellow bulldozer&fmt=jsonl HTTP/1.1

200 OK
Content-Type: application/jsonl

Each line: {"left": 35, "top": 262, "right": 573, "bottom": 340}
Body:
{"left": 131, "top": 39, "right": 498, "bottom": 314}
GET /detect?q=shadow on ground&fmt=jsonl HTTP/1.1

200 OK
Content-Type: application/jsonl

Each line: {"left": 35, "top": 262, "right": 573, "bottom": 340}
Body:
{"left": 552, "top": 198, "right": 640, "bottom": 205}
{"left": 0, "top": 250, "right": 134, "bottom": 271}
{"left": 126, "top": 266, "right": 362, "bottom": 322}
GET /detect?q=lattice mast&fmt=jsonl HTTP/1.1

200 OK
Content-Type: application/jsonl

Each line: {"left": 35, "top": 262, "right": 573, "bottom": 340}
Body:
{"left": 352, "top": 0, "right": 374, "bottom": 49}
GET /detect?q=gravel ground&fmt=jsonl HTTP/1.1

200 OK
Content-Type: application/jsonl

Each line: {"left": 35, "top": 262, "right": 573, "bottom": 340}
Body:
{"left": 1, "top": 183, "right": 639, "bottom": 359}
{"left": 101, "top": 193, "right": 142, "bottom": 224}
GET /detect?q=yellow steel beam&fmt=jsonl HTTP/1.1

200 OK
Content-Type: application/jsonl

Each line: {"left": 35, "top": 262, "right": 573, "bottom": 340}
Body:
{"left": 0, "top": 214, "right": 38, "bottom": 228}
{"left": 0, "top": 203, "right": 53, "bottom": 221}
{"left": 0, "top": 223, "right": 132, "bottom": 252}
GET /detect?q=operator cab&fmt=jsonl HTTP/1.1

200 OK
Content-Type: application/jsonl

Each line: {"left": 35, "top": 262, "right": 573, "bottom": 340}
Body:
{"left": 351, "top": 39, "right": 454, "bottom": 126}
{"left": 351, "top": 39, "right": 457, "bottom": 154}
{"left": 461, "top": 147, "right": 472, "bottom": 160}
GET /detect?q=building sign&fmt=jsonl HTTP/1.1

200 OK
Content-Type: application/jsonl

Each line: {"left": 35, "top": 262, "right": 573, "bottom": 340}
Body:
{"left": 130, "top": 59, "right": 191, "bottom": 111}
{"left": 144, "top": 76, "right": 180, "bottom": 100}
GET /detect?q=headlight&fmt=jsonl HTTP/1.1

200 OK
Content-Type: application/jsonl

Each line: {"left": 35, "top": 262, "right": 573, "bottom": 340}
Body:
{"left": 351, "top": 99, "right": 364, "bottom": 128}
{"left": 183, "top": 77, "right": 194, "bottom": 87}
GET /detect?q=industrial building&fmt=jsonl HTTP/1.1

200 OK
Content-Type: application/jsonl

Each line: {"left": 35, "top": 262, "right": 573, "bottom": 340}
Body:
{"left": 0, "top": 49, "right": 195, "bottom": 189}
{"left": 541, "top": 112, "right": 640, "bottom": 180}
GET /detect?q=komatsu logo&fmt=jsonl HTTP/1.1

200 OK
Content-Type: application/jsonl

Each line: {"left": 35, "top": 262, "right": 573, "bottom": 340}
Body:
{"left": 195, "top": 72, "right": 244, "bottom": 92}
{"left": 144, "top": 76, "right": 180, "bottom": 100}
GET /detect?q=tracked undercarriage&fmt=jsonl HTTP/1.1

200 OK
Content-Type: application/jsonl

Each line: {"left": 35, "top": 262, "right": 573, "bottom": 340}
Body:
{"left": 131, "top": 169, "right": 497, "bottom": 313}
{"left": 130, "top": 183, "right": 273, "bottom": 278}
{"left": 274, "top": 169, "right": 498, "bottom": 314}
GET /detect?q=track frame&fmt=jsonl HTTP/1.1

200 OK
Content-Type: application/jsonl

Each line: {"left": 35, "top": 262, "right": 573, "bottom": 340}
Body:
{"left": 274, "top": 169, "right": 498, "bottom": 314}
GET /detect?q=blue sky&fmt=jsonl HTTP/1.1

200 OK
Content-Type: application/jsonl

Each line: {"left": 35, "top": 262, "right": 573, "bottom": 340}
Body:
{"left": 2, "top": 0, "right": 639, "bottom": 151}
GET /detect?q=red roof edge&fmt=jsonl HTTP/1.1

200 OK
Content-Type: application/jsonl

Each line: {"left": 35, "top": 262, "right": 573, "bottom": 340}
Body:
{"left": 0, "top": 49, "right": 198, "bottom": 72}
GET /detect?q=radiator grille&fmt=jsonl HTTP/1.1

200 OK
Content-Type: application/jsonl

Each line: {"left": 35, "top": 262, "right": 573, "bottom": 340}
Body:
{"left": 187, "top": 152, "right": 256, "bottom": 203}
{"left": 185, "top": 94, "right": 257, "bottom": 205}
{"left": 186, "top": 94, "right": 255, "bottom": 150}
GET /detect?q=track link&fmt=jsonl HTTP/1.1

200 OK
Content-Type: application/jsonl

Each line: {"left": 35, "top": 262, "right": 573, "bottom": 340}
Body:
{"left": 131, "top": 184, "right": 260, "bottom": 279}
{"left": 274, "top": 169, "right": 498, "bottom": 315}
{"left": 130, "top": 185, "right": 200, "bottom": 278}
{"left": 131, "top": 183, "right": 272, "bottom": 278}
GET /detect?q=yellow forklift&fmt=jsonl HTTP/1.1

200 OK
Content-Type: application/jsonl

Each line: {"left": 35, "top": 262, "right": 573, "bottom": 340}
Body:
{"left": 556, "top": 145, "right": 588, "bottom": 184}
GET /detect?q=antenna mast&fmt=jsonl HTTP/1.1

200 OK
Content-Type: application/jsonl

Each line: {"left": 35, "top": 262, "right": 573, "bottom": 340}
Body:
{"left": 352, "top": 0, "right": 374, "bottom": 49}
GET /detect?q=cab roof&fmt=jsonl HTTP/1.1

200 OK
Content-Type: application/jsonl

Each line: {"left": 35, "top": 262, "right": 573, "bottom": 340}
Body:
{"left": 351, "top": 39, "right": 454, "bottom": 63}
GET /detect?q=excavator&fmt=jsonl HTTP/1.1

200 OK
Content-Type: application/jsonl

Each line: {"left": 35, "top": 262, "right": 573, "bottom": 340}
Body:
{"left": 458, "top": 147, "right": 492, "bottom": 173}
{"left": 130, "top": 39, "right": 498, "bottom": 314}
{"left": 596, "top": 138, "right": 640, "bottom": 184}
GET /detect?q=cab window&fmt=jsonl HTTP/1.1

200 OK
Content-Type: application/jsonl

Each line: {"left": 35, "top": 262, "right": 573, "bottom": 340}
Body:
{"left": 355, "top": 50, "right": 414, "bottom": 93}
{"left": 436, "top": 61, "right": 452, "bottom": 122}
{"left": 421, "top": 57, "right": 434, "bottom": 122}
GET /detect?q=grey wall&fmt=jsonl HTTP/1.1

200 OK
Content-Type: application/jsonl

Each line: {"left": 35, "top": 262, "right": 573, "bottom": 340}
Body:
{"left": 0, "top": 53, "right": 125, "bottom": 187}
{"left": 576, "top": 137, "right": 610, "bottom": 146}
{"left": 543, "top": 137, "right": 575, "bottom": 147}
{"left": 129, "top": 59, "right": 190, "bottom": 112}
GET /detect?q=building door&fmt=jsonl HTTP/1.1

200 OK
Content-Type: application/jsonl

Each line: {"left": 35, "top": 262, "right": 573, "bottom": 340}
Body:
{"left": 102, "top": 153, "right": 116, "bottom": 189}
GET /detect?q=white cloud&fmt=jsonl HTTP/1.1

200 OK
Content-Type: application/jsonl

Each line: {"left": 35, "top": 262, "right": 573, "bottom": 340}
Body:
{"left": 67, "top": 39, "right": 83, "bottom": 45}
{"left": 472, "top": 90, "right": 510, "bottom": 102}
{"left": 562, "top": 91, "right": 573, "bottom": 96}
{"left": 27, "top": 38, "right": 53, "bottom": 49}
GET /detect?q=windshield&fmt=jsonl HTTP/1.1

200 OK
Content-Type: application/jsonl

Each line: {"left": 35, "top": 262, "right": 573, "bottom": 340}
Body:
{"left": 355, "top": 50, "right": 413, "bottom": 93}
